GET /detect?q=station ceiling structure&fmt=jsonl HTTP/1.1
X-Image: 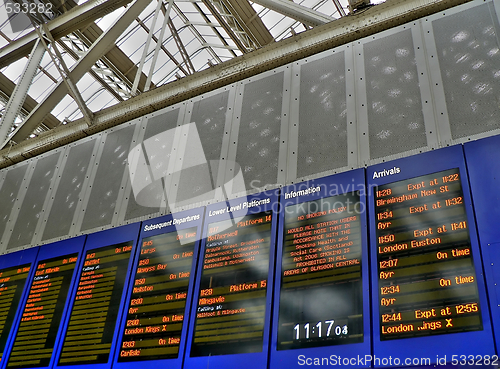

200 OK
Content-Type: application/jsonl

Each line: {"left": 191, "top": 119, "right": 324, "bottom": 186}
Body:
{"left": 0, "top": 0, "right": 472, "bottom": 168}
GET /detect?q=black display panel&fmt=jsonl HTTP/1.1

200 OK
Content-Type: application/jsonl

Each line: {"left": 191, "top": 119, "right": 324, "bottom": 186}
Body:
{"left": 190, "top": 211, "right": 273, "bottom": 357}
{"left": 6, "top": 254, "right": 78, "bottom": 368}
{"left": 118, "top": 227, "right": 197, "bottom": 361}
{"left": 0, "top": 264, "right": 32, "bottom": 362}
{"left": 375, "top": 168, "right": 482, "bottom": 339}
{"left": 278, "top": 192, "right": 363, "bottom": 350}
{"left": 57, "top": 242, "right": 133, "bottom": 365}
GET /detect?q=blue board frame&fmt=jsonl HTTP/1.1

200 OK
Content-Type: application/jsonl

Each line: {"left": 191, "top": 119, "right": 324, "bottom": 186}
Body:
{"left": 1, "top": 236, "right": 86, "bottom": 369}
{"left": 52, "top": 223, "right": 141, "bottom": 369}
{"left": 367, "top": 145, "right": 495, "bottom": 363}
{"left": 464, "top": 134, "right": 500, "bottom": 355}
{"left": 112, "top": 207, "right": 204, "bottom": 369}
{"left": 183, "top": 190, "right": 279, "bottom": 369}
{"left": 0, "top": 247, "right": 39, "bottom": 365}
{"left": 269, "top": 169, "right": 371, "bottom": 369}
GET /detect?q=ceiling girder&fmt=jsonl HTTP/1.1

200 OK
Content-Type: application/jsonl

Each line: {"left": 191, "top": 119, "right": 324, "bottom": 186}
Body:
{"left": 201, "top": 0, "right": 251, "bottom": 53}
{"left": 188, "top": 2, "right": 238, "bottom": 60}
{"left": 252, "top": 0, "right": 335, "bottom": 26}
{"left": 56, "top": 34, "right": 128, "bottom": 101}
{"left": 35, "top": 23, "right": 94, "bottom": 126}
{"left": 2, "top": 0, "right": 152, "bottom": 148}
{"left": 0, "top": 39, "right": 45, "bottom": 144}
{"left": 224, "top": 0, "right": 274, "bottom": 46}
{"left": 0, "top": 0, "right": 135, "bottom": 68}
{"left": 0, "top": 74, "right": 60, "bottom": 130}
{"left": 134, "top": 17, "right": 190, "bottom": 77}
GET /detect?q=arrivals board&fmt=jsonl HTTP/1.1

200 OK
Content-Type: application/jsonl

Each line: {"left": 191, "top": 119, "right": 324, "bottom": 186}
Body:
{"left": 0, "top": 248, "right": 38, "bottom": 365}
{"left": 270, "top": 170, "right": 370, "bottom": 368}
{"left": 2, "top": 237, "right": 85, "bottom": 369}
{"left": 54, "top": 223, "right": 140, "bottom": 369}
{"left": 368, "top": 146, "right": 495, "bottom": 361}
{"left": 113, "top": 208, "right": 204, "bottom": 369}
{"left": 464, "top": 135, "right": 500, "bottom": 355}
{"left": 184, "top": 191, "right": 278, "bottom": 369}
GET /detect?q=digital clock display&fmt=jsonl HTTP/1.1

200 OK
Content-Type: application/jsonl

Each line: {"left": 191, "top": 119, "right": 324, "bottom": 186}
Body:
{"left": 293, "top": 320, "right": 349, "bottom": 340}
{"left": 277, "top": 192, "right": 364, "bottom": 350}
{"left": 374, "top": 168, "right": 483, "bottom": 340}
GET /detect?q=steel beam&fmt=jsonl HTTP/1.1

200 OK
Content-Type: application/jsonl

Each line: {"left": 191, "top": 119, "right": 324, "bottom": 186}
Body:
{"left": 0, "top": 0, "right": 134, "bottom": 69}
{"left": 224, "top": 0, "right": 274, "bottom": 47}
{"left": 131, "top": 0, "right": 163, "bottom": 95}
{"left": 251, "top": 0, "right": 335, "bottom": 26}
{"left": 202, "top": 0, "right": 250, "bottom": 53}
{"left": 0, "top": 39, "right": 45, "bottom": 144}
{"left": 2, "top": 0, "right": 152, "bottom": 148}
{"left": 145, "top": 0, "right": 178, "bottom": 92}
{"left": 35, "top": 24, "right": 94, "bottom": 126}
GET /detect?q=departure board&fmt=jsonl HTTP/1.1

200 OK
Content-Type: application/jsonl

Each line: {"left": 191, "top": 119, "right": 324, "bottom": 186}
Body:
{"left": 375, "top": 168, "right": 483, "bottom": 339}
{"left": 58, "top": 242, "right": 133, "bottom": 365}
{"left": 6, "top": 254, "right": 78, "bottom": 368}
{"left": 118, "top": 227, "right": 197, "bottom": 361}
{"left": 190, "top": 211, "right": 273, "bottom": 357}
{"left": 277, "top": 192, "right": 363, "bottom": 350}
{"left": 0, "top": 264, "right": 32, "bottom": 361}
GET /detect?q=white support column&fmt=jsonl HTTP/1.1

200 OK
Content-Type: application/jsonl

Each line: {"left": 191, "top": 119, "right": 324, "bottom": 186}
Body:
{"left": 251, "top": 0, "right": 335, "bottom": 26}
{"left": 145, "top": 0, "right": 175, "bottom": 92}
{"left": 131, "top": 0, "right": 164, "bottom": 95}
{"left": 0, "top": 39, "right": 45, "bottom": 144}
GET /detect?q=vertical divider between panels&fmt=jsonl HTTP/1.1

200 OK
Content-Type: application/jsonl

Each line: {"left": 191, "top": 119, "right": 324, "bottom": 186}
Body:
{"left": 353, "top": 41, "right": 370, "bottom": 166}
{"left": 73, "top": 132, "right": 108, "bottom": 235}
{"left": 286, "top": 62, "right": 300, "bottom": 184}
{"left": 218, "top": 85, "right": 238, "bottom": 193}
{"left": 31, "top": 148, "right": 67, "bottom": 246}
{"left": 0, "top": 170, "right": 6, "bottom": 193}
{"left": 113, "top": 119, "right": 152, "bottom": 226}
{"left": 116, "top": 117, "right": 148, "bottom": 224}
{"left": 68, "top": 136, "right": 101, "bottom": 237}
{"left": 421, "top": 16, "right": 453, "bottom": 145}
{"left": 494, "top": 0, "right": 500, "bottom": 23}
{"left": 0, "top": 161, "right": 36, "bottom": 248}
{"left": 0, "top": 169, "right": 7, "bottom": 251}
{"left": 224, "top": 81, "right": 244, "bottom": 199}
{"left": 412, "top": 22, "right": 440, "bottom": 150}
{"left": 160, "top": 103, "right": 189, "bottom": 213}
{"left": 278, "top": 64, "right": 293, "bottom": 187}
{"left": 345, "top": 45, "right": 358, "bottom": 170}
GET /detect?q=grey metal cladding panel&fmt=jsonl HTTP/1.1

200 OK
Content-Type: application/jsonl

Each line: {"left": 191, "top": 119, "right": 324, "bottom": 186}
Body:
{"left": 124, "top": 109, "right": 179, "bottom": 221}
{"left": 297, "top": 52, "right": 347, "bottom": 178}
{"left": 42, "top": 140, "right": 95, "bottom": 241}
{"left": 8, "top": 153, "right": 60, "bottom": 249}
{"left": 0, "top": 165, "right": 28, "bottom": 243}
{"left": 175, "top": 92, "right": 229, "bottom": 204}
{"left": 236, "top": 72, "right": 284, "bottom": 190}
{"left": 144, "top": 109, "right": 180, "bottom": 141}
{"left": 191, "top": 91, "right": 229, "bottom": 162}
{"left": 81, "top": 125, "right": 135, "bottom": 231}
{"left": 432, "top": 3, "right": 500, "bottom": 139}
{"left": 364, "top": 29, "right": 427, "bottom": 159}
